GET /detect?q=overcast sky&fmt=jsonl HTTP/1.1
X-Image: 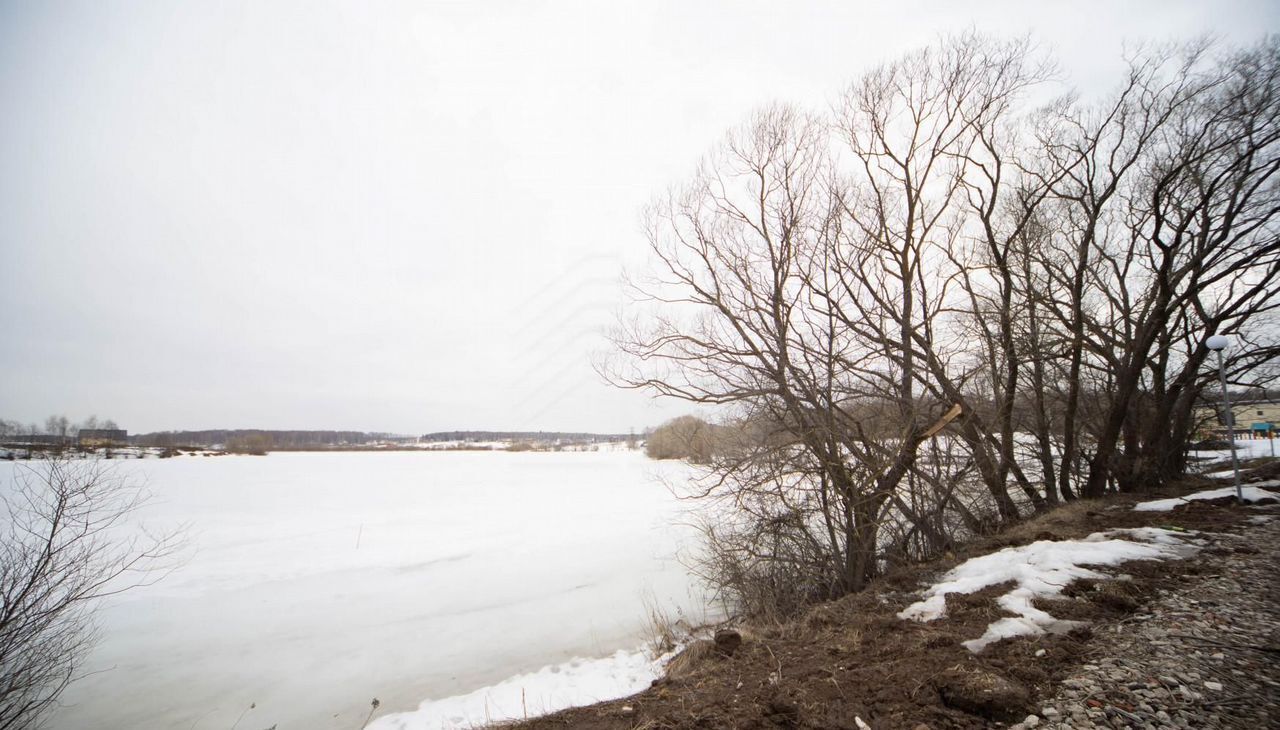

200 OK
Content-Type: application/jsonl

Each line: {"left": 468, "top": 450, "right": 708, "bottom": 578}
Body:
{"left": 1, "top": 1, "right": 1277, "bottom": 434}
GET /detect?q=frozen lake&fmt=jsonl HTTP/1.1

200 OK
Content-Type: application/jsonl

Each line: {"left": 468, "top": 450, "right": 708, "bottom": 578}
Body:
{"left": 2, "top": 450, "right": 711, "bottom": 730}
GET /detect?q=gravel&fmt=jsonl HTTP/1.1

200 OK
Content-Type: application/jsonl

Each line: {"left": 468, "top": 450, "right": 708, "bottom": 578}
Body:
{"left": 1011, "top": 510, "right": 1280, "bottom": 730}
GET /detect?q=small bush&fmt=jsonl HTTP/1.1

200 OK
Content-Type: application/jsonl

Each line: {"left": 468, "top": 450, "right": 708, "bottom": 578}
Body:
{"left": 645, "top": 415, "right": 719, "bottom": 463}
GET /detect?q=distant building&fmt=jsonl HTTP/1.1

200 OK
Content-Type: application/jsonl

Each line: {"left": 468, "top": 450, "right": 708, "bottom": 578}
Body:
{"left": 1195, "top": 398, "right": 1279, "bottom": 439}
{"left": 78, "top": 429, "right": 128, "bottom": 446}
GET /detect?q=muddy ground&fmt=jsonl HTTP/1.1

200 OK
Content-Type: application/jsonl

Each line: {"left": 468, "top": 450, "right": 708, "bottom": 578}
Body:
{"left": 516, "top": 470, "right": 1278, "bottom": 730}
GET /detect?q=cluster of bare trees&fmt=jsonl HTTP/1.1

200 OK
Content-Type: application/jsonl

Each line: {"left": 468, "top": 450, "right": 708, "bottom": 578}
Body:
{"left": 0, "top": 416, "right": 121, "bottom": 443}
{"left": 609, "top": 35, "right": 1280, "bottom": 617}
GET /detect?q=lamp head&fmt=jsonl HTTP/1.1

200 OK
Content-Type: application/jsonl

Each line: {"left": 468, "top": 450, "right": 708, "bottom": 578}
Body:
{"left": 1205, "top": 334, "right": 1230, "bottom": 352}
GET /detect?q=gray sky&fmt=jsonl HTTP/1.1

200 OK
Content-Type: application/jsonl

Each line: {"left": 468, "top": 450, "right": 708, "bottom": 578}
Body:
{"left": 2, "top": 1, "right": 1277, "bottom": 434}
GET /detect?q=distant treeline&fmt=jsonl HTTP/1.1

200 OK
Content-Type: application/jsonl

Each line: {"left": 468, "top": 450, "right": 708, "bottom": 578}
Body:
{"left": 133, "top": 430, "right": 413, "bottom": 450}
{"left": 419, "top": 430, "right": 631, "bottom": 443}
{"left": 131, "top": 429, "right": 635, "bottom": 451}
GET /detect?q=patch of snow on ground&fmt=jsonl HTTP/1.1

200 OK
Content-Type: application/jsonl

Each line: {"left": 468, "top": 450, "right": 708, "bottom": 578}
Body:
{"left": 1132, "top": 486, "right": 1280, "bottom": 512}
{"left": 1192, "top": 438, "right": 1278, "bottom": 471}
{"left": 898, "top": 529, "right": 1198, "bottom": 653}
{"left": 369, "top": 647, "right": 672, "bottom": 730}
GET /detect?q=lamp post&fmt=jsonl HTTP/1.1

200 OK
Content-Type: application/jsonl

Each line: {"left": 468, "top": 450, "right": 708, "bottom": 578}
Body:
{"left": 1205, "top": 335, "right": 1243, "bottom": 501}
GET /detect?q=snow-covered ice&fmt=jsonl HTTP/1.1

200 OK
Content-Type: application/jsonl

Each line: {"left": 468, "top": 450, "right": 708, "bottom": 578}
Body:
{"left": 1132, "top": 485, "right": 1280, "bottom": 511}
{"left": 898, "top": 528, "right": 1199, "bottom": 653}
{"left": 0, "top": 451, "right": 711, "bottom": 730}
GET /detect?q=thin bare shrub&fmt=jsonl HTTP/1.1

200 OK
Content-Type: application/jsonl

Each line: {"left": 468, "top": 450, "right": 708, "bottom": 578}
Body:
{"left": 0, "top": 457, "right": 183, "bottom": 729}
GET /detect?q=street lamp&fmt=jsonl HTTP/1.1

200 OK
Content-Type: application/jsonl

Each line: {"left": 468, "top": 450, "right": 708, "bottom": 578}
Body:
{"left": 1205, "top": 335, "right": 1243, "bottom": 501}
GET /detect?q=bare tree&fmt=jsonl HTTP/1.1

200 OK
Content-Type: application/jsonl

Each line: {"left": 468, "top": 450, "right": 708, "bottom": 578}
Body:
{"left": 831, "top": 33, "right": 1052, "bottom": 519}
{"left": 1109, "top": 39, "right": 1280, "bottom": 490}
{"left": 608, "top": 103, "right": 918, "bottom": 606}
{"left": 0, "top": 458, "right": 182, "bottom": 729}
{"left": 40, "top": 418, "right": 69, "bottom": 448}
{"left": 1033, "top": 40, "right": 1280, "bottom": 496}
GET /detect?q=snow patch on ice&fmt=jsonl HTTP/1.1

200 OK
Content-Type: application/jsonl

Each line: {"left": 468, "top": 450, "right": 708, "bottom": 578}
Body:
{"left": 1132, "top": 485, "right": 1280, "bottom": 512}
{"left": 898, "top": 528, "right": 1198, "bottom": 653}
{"left": 367, "top": 647, "right": 672, "bottom": 729}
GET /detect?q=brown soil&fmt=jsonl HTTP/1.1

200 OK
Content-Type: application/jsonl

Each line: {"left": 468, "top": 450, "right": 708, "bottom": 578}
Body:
{"left": 516, "top": 477, "right": 1276, "bottom": 730}
{"left": 1236, "top": 456, "right": 1280, "bottom": 483}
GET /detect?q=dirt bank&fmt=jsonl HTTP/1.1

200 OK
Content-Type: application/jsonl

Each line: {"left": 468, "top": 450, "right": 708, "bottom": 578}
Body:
{"left": 517, "top": 475, "right": 1279, "bottom": 729}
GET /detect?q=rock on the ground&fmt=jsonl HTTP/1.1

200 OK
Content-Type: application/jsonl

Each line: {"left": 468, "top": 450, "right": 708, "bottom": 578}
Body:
{"left": 935, "top": 668, "right": 1030, "bottom": 720}
{"left": 713, "top": 628, "right": 743, "bottom": 656}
